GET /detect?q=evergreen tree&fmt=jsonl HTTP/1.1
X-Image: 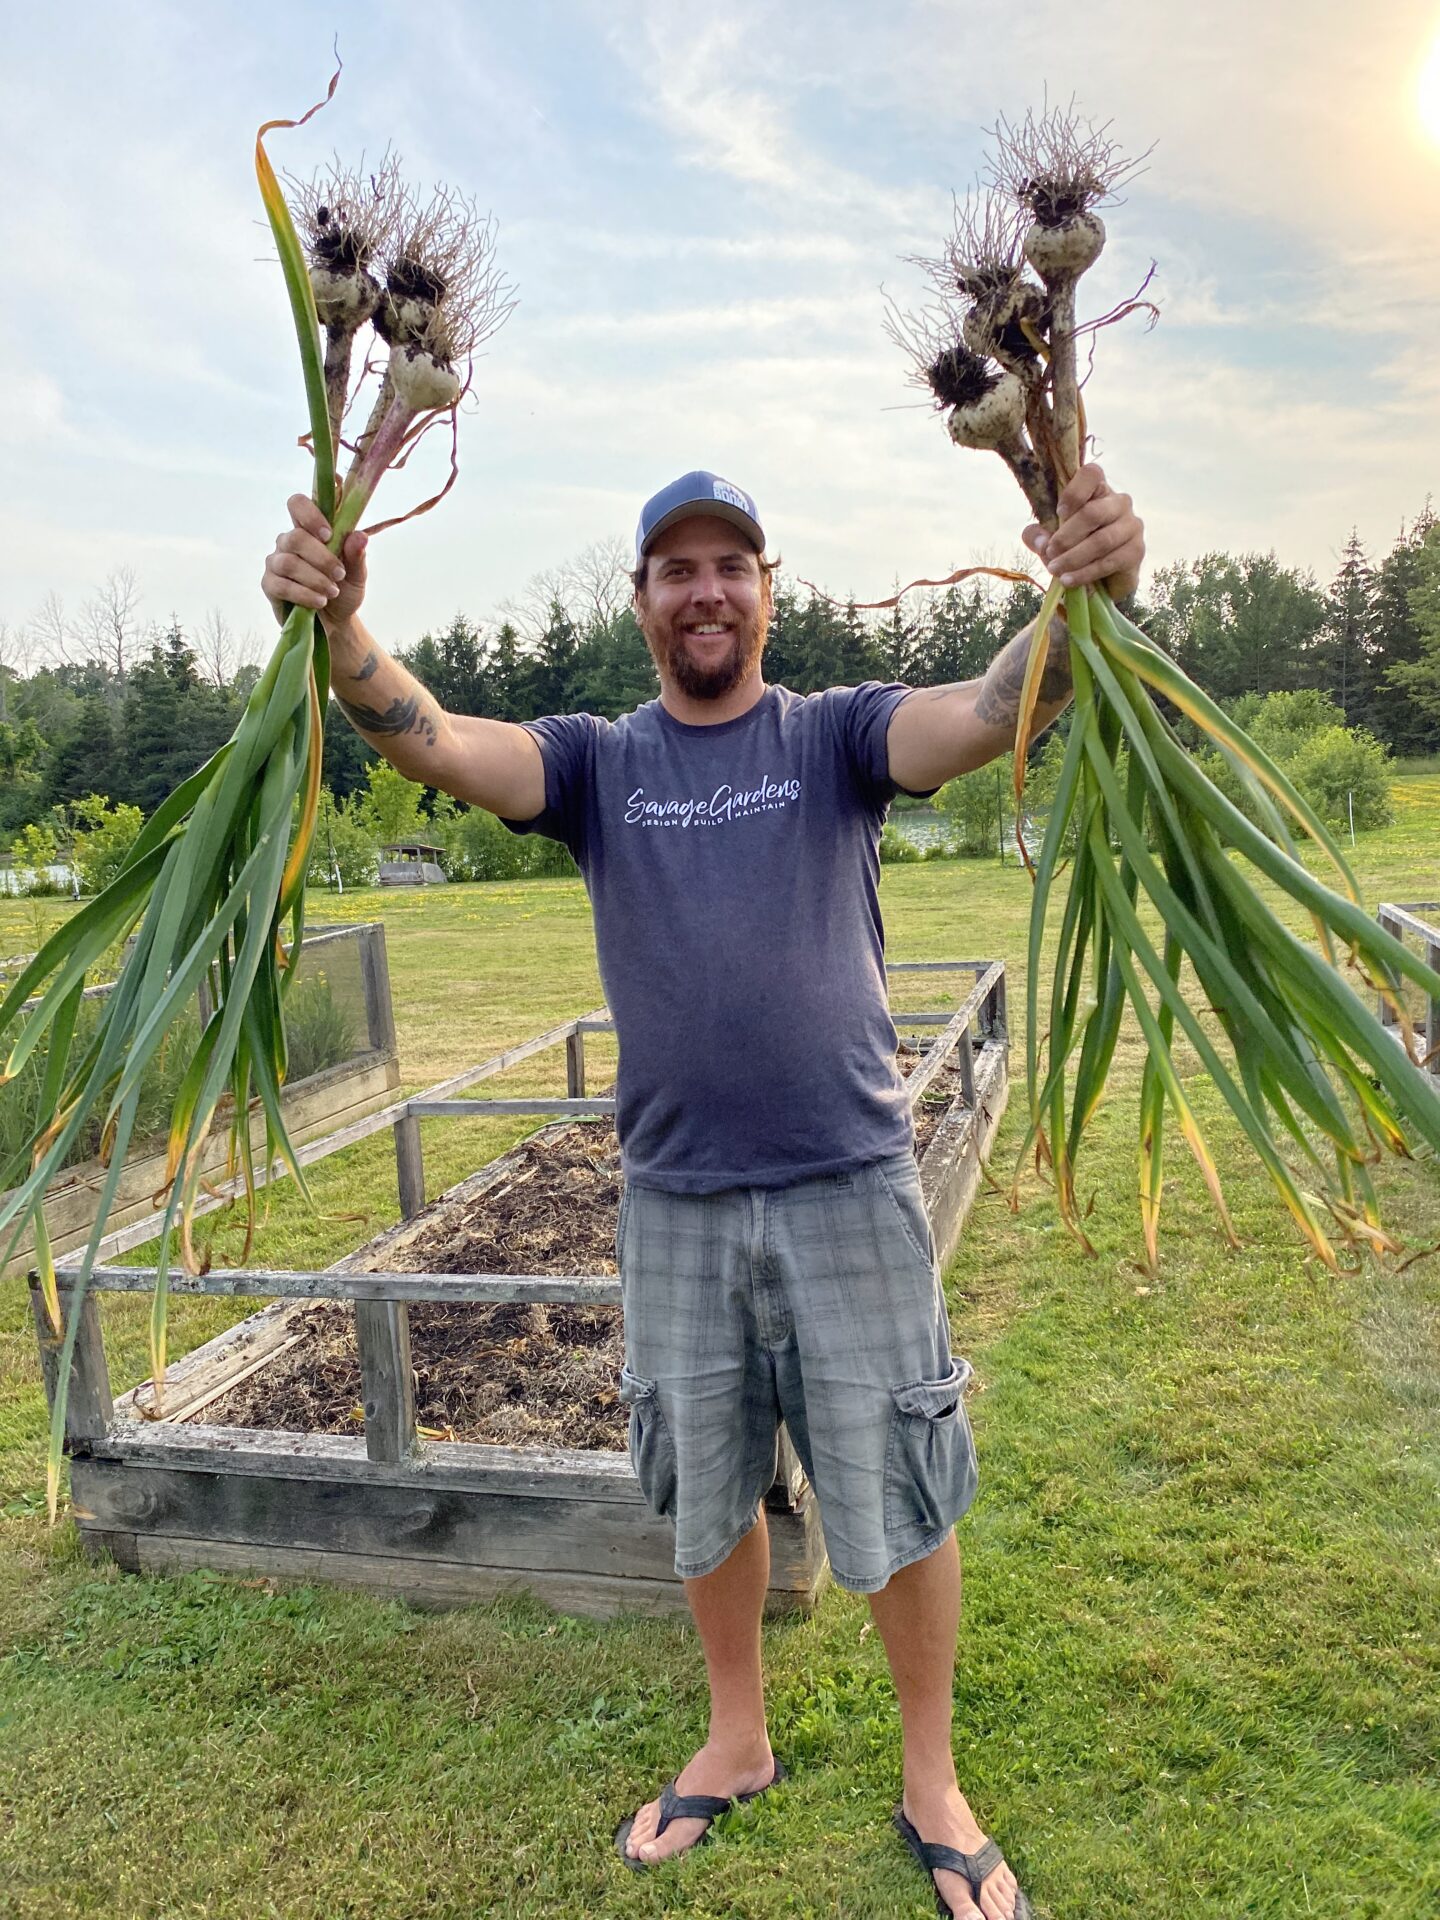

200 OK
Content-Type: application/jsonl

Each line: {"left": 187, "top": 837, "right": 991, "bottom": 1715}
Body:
{"left": 1315, "top": 530, "right": 1379, "bottom": 727}
{"left": 1148, "top": 553, "right": 1326, "bottom": 703}
{"left": 119, "top": 621, "right": 238, "bottom": 815}
{"left": 322, "top": 698, "right": 377, "bottom": 800}
{"left": 572, "top": 608, "right": 658, "bottom": 717}
{"left": 45, "top": 693, "right": 118, "bottom": 809}
{"left": 1373, "top": 509, "right": 1440, "bottom": 754}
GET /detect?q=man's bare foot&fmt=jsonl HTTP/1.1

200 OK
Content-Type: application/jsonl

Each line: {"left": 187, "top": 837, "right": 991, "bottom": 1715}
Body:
{"left": 620, "top": 1735, "right": 776, "bottom": 1864}
{"left": 901, "top": 1780, "right": 1022, "bottom": 1920}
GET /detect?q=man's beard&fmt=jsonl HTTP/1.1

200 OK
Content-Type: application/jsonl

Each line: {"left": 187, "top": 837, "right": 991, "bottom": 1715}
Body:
{"left": 644, "top": 610, "right": 767, "bottom": 701}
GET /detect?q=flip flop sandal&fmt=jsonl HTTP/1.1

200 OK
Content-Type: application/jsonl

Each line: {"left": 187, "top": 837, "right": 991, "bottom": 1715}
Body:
{"left": 894, "top": 1805, "right": 1033, "bottom": 1919}
{"left": 615, "top": 1758, "right": 786, "bottom": 1870}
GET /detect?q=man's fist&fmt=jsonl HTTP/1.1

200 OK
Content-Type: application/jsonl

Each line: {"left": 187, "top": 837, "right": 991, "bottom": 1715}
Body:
{"left": 261, "top": 494, "right": 369, "bottom": 628}
{"left": 1021, "top": 464, "right": 1144, "bottom": 604}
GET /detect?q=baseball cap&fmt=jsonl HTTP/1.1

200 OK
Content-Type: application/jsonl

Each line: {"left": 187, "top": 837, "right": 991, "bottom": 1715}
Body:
{"left": 635, "top": 470, "right": 765, "bottom": 567}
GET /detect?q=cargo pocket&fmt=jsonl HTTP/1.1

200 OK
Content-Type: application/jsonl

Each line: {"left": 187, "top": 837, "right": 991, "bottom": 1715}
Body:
{"left": 619, "top": 1365, "right": 678, "bottom": 1519}
{"left": 883, "top": 1359, "right": 978, "bottom": 1536}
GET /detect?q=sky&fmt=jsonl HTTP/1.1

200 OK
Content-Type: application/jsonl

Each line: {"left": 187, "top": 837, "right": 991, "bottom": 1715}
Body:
{"left": 3, "top": 0, "right": 1440, "bottom": 670}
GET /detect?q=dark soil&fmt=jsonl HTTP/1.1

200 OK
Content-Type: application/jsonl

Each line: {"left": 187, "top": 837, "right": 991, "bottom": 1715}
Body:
{"left": 205, "top": 1042, "right": 965, "bottom": 1450}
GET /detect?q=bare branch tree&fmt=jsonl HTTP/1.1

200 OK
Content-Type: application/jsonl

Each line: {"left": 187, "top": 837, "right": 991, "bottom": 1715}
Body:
{"left": 0, "top": 620, "right": 20, "bottom": 721}
{"left": 499, "top": 537, "right": 632, "bottom": 642}
{"left": 197, "top": 607, "right": 235, "bottom": 688}
{"left": 569, "top": 537, "right": 632, "bottom": 628}
{"left": 30, "top": 591, "right": 75, "bottom": 668}
{"left": 79, "top": 567, "right": 142, "bottom": 689}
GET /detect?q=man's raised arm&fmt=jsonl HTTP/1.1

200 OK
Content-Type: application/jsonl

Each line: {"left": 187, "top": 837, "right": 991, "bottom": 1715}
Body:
{"left": 886, "top": 463, "right": 1144, "bottom": 793}
{"left": 261, "top": 495, "right": 546, "bottom": 821}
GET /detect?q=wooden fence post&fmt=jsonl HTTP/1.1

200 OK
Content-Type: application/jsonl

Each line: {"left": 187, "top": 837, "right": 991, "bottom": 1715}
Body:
{"left": 1378, "top": 912, "right": 1401, "bottom": 1028}
{"left": 565, "top": 1027, "right": 586, "bottom": 1099}
{"left": 958, "top": 1024, "right": 977, "bottom": 1110}
{"left": 29, "top": 1277, "right": 113, "bottom": 1445}
{"left": 394, "top": 1114, "right": 425, "bottom": 1219}
{"left": 358, "top": 923, "right": 398, "bottom": 1056}
{"left": 354, "top": 1299, "right": 418, "bottom": 1463}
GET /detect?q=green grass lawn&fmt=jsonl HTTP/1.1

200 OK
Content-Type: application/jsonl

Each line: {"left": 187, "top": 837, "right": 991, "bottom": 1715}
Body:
{"left": 1, "top": 783, "right": 1438, "bottom": 1918}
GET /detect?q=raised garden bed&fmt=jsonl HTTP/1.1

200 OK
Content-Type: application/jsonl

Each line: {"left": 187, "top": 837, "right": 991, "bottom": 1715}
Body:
{"left": 36, "top": 962, "right": 1008, "bottom": 1620}
{"left": 3, "top": 922, "right": 402, "bottom": 1277}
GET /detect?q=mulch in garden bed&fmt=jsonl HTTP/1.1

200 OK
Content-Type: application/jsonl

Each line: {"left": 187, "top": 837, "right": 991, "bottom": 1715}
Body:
{"left": 204, "top": 1042, "right": 965, "bottom": 1450}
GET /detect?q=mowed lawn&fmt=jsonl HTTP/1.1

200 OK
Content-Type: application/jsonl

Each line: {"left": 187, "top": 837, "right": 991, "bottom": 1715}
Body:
{"left": 1, "top": 782, "right": 1438, "bottom": 1919}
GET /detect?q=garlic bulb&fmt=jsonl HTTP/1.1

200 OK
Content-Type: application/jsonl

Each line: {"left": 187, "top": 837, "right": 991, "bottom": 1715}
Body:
{"left": 946, "top": 372, "right": 1026, "bottom": 450}
{"left": 1024, "top": 211, "right": 1106, "bottom": 282}
{"left": 388, "top": 344, "right": 462, "bottom": 410}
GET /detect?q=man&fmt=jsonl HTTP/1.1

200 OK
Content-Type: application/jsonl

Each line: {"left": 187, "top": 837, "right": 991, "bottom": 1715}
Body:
{"left": 262, "top": 465, "right": 1143, "bottom": 1920}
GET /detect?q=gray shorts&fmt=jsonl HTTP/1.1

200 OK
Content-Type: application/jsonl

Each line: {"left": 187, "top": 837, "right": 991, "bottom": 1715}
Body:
{"left": 616, "top": 1152, "right": 978, "bottom": 1593}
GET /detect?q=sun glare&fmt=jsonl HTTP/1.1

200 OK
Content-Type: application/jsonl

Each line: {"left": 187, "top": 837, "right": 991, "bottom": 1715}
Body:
{"left": 1418, "top": 26, "right": 1440, "bottom": 144}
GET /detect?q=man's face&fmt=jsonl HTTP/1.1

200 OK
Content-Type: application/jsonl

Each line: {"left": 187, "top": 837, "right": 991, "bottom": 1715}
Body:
{"left": 635, "top": 517, "right": 770, "bottom": 701}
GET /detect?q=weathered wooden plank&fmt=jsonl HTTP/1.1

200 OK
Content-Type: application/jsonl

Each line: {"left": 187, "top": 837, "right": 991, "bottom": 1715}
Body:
{"left": 957, "top": 1023, "right": 977, "bottom": 1110}
{"left": 393, "top": 1113, "right": 426, "bottom": 1218}
{"left": 921, "top": 1042, "right": 1008, "bottom": 1272}
{"left": 89, "top": 1423, "right": 648, "bottom": 1501}
{"left": 69, "top": 1459, "right": 824, "bottom": 1590}
{"left": 12, "top": 1055, "right": 403, "bottom": 1276}
{"left": 407, "top": 1098, "right": 616, "bottom": 1118}
{"left": 29, "top": 1277, "right": 113, "bottom": 1443}
{"left": 356, "top": 922, "right": 398, "bottom": 1055}
{"left": 89, "top": 1533, "right": 828, "bottom": 1618}
{"left": 414, "top": 1008, "right": 609, "bottom": 1105}
{"left": 56, "top": 1265, "right": 624, "bottom": 1307}
{"left": 905, "top": 1007, "right": 969, "bottom": 1108}
{"left": 115, "top": 1299, "right": 306, "bottom": 1423}
{"left": 81, "top": 1527, "right": 140, "bottom": 1572}
{"left": 1376, "top": 902, "right": 1440, "bottom": 945}
{"left": 355, "top": 1299, "right": 418, "bottom": 1464}
{"left": 565, "top": 1029, "right": 586, "bottom": 1098}
{"left": 886, "top": 960, "right": 993, "bottom": 974}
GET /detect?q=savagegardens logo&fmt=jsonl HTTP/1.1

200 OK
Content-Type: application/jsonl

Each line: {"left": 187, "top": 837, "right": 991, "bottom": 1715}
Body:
{"left": 623, "top": 776, "right": 801, "bottom": 829}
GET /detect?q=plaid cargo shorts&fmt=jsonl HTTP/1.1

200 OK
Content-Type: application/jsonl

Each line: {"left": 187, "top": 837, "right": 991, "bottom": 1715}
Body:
{"left": 616, "top": 1152, "right": 977, "bottom": 1593}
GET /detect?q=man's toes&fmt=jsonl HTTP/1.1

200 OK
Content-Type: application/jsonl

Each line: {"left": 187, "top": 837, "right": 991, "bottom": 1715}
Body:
{"left": 623, "top": 1802, "right": 660, "bottom": 1857}
{"left": 933, "top": 1873, "right": 984, "bottom": 1920}
{"left": 978, "top": 1866, "right": 1018, "bottom": 1920}
{"left": 636, "top": 1816, "right": 707, "bottom": 1862}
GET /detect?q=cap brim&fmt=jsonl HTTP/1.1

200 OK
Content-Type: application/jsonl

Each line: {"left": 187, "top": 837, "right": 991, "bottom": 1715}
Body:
{"left": 640, "top": 499, "right": 764, "bottom": 556}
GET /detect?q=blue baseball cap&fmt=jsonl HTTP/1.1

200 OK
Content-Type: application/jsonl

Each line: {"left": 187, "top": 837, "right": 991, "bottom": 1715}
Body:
{"left": 635, "top": 470, "right": 765, "bottom": 567}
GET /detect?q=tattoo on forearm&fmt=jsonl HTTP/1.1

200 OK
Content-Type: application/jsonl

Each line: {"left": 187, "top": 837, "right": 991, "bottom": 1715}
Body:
{"left": 335, "top": 691, "right": 438, "bottom": 747}
{"left": 347, "top": 649, "right": 380, "bottom": 682}
{"left": 973, "top": 613, "right": 1072, "bottom": 728}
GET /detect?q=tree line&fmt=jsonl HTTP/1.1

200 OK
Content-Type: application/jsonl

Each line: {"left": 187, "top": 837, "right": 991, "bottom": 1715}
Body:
{"left": 3, "top": 508, "right": 1438, "bottom": 852}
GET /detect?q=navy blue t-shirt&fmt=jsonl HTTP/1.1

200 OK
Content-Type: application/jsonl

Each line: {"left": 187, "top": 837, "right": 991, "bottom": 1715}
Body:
{"left": 505, "top": 683, "right": 921, "bottom": 1193}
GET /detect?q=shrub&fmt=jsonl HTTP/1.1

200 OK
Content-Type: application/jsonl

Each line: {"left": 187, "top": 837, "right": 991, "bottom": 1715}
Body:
{"left": 69, "top": 796, "right": 144, "bottom": 895}
{"left": 307, "top": 793, "right": 379, "bottom": 889}
{"left": 935, "top": 757, "right": 1012, "bottom": 857}
{"left": 356, "top": 761, "right": 428, "bottom": 846}
{"left": 1287, "top": 725, "right": 1393, "bottom": 831}
{"left": 879, "top": 825, "right": 922, "bottom": 864}
{"left": 443, "top": 806, "right": 578, "bottom": 881}
{"left": 1196, "top": 692, "right": 1392, "bottom": 834}
{"left": 11, "top": 822, "right": 64, "bottom": 895}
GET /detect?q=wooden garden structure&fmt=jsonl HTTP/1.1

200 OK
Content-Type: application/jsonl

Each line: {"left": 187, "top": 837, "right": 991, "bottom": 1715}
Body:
{"left": 32, "top": 961, "right": 1009, "bottom": 1619}
{"left": 4, "top": 922, "right": 402, "bottom": 1278}
{"left": 1377, "top": 902, "right": 1440, "bottom": 1068}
